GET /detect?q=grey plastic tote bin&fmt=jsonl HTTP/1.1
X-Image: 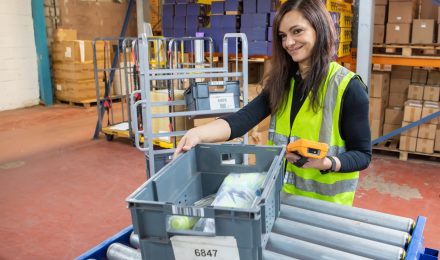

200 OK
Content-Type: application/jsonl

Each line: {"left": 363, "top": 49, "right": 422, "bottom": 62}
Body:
{"left": 184, "top": 81, "right": 240, "bottom": 113}
{"left": 127, "top": 143, "right": 286, "bottom": 260}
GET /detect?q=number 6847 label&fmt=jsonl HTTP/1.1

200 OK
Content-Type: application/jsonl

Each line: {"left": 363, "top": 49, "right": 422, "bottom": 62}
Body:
{"left": 171, "top": 236, "right": 240, "bottom": 260}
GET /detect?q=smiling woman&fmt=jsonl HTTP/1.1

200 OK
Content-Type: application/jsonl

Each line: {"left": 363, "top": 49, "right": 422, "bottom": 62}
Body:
{"left": 175, "top": 0, "right": 372, "bottom": 206}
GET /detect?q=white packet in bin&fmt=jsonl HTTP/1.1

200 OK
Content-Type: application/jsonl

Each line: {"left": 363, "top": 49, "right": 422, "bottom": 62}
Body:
{"left": 192, "top": 172, "right": 266, "bottom": 233}
{"left": 211, "top": 172, "right": 266, "bottom": 208}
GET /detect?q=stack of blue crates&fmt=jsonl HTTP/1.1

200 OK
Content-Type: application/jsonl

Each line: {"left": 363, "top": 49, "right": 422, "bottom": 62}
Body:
{"left": 162, "top": 0, "right": 209, "bottom": 52}
{"left": 202, "top": 0, "right": 242, "bottom": 53}
{"left": 240, "top": 0, "right": 277, "bottom": 56}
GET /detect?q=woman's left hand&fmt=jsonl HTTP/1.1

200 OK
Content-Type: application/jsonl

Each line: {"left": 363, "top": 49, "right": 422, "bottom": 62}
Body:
{"left": 285, "top": 153, "right": 331, "bottom": 171}
{"left": 301, "top": 157, "right": 330, "bottom": 170}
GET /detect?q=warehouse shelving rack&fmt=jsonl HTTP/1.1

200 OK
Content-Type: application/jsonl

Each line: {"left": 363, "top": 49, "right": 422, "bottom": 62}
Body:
{"left": 130, "top": 33, "right": 249, "bottom": 177}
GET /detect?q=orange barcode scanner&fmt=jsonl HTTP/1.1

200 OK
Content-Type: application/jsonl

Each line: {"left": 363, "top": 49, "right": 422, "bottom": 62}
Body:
{"left": 286, "top": 139, "right": 329, "bottom": 167}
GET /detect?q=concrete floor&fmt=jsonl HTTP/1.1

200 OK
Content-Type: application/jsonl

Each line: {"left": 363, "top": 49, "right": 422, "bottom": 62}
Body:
{"left": 0, "top": 104, "right": 439, "bottom": 259}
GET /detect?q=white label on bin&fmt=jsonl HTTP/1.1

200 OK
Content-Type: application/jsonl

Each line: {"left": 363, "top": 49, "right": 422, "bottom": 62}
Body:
{"left": 209, "top": 93, "right": 234, "bottom": 110}
{"left": 171, "top": 236, "right": 240, "bottom": 260}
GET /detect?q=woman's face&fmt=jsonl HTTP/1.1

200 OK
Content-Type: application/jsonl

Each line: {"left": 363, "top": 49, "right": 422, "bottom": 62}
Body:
{"left": 278, "top": 9, "right": 316, "bottom": 67}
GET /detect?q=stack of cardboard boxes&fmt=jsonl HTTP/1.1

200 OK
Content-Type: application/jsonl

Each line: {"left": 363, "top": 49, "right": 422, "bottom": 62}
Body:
{"left": 375, "top": 0, "right": 439, "bottom": 44}
{"left": 373, "top": 0, "right": 387, "bottom": 44}
{"left": 372, "top": 66, "right": 440, "bottom": 154}
{"left": 386, "top": 0, "right": 417, "bottom": 44}
{"left": 369, "top": 72, "right": 390, "bottom": 140}
{"left": 401, "top": 69, "right": 440, "bottom": 153}
{"left": 51, "top": 29, "right": 105, "bottom": 102}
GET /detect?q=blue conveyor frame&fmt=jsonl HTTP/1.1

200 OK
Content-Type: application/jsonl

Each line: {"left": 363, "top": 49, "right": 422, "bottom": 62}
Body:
{"left": 76, "top": 216, "right": 438, "bottom": 260}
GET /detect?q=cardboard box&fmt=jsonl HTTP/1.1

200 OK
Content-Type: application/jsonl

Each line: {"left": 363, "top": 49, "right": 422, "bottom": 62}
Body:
{"left": 370, "top": 72, "right": 390, "bottom": 98}
{"left": 369, "top": 97, "right": 387, "bottom": 121}
{"left": 422, "top": 101, "right": 440, "bottom": 124}
{"left": 373, "top": 64, "right": 393, "bottom": 72}
{"left": 411, "top": 68, "right": 428, "bottom": 85}
{"left": 375, "top": 5, "right": 387, "bottom": 25}
{"left": 402, "top": 121, "right": 419, "bottom": 137}
{"left": 408, "top": 84, "right": 424, "bottom": 100}
{"left": 419, "top": 0, "right": 438, "bottom": 19}
{"left": 386, "top": 23, "right": 411, "bottom": 44}
{"left": 52, "top": 40, "right": 104, "bottom": 63}
{"left": 385, "top": 107, "right": 404, "bottom": 124}
{"left": 388, "top": 1, "right": 416, "bottom": 24}
{"left": 427, "top": 70, "right": 440, "bottom": 85}
{"left": 389, "top": 93, "right": 407, "bottom": 107}
{"left": 423, "top": 85, "right": 440, "bottom": 101}
{"left": 52, "top": 61, "right": 104, "bottom": 81}
{"left": 54, "top": 29, "right": 77, "bottom": 41}
{"left": 418, "top": 124, "right": 437, "bottom": 139}
{"left": 435, "top": 126, "right": 440, "bottom": 151}
{"left": 411, "top": 20, "right": 435, "bottom": 44}
{"left": 438, "top": 6, "right": 440, "bottom": 20}
{"left": 439, "top": 23, "right": 440, "bottom": 44}
{"left": 55, "top": 79, "right": 104, "bottom": 101}
{"left": 249, "top": 129, "right": 268, "bottom": 146}
{"left": 416, "top": 138, "right": 434, "bottom": 153}
{"left": 399, "top": 135, "right": 417, "bottom": 151}
{"left": 376, "top": 0, "right": 388, "bottom": 4}
{"left": 373, "top": 25, "right": 385, "bottom": 44}
{"left": 151, "top": 89, "right": 193, "bottom": 135}
{"left": 391, "top": 66, "right": 412, "bottom": 79}
{"left": 403, "top": 100, "right": 423, "bottom": 122}
{"left": 383, "top": 123, "right": 401, "bottom": 141}
{"left": 370, "top": 119, "right": 383, "bottom": 140}
{"left": 390, "top": 78, "right": 410, "bottom": 93}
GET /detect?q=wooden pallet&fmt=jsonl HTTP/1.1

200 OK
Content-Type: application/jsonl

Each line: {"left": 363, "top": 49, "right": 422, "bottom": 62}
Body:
{"left": 56, "top": 96, "right": 123, "bottom": 108}
{"left": 373, "top": 139, "right": 440, "bottom": 162}
{"left": 373, "top": 44, "right": 440, "bottom": 57}
{"left": 56, "top": 98, "right": 98, "bottom": 108}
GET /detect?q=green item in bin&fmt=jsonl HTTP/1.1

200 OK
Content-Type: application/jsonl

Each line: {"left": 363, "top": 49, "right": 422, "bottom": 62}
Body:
{"left": 169, "top": 216, "right": 199, "bottom": 230}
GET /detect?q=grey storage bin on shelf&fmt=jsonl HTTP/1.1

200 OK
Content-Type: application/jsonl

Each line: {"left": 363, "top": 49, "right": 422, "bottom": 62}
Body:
{"left": 127, "top": 143, "right": 286, "bottom": 260}
{"left": 145, "top": 152, "right": 173, "bottom": 177}
{"left": 184, "top": 80, "right": 240, "bottom": 117}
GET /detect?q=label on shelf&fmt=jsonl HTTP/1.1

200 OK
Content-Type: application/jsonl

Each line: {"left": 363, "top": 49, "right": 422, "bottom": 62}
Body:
{"left": 209, "top": 93, "right": 235, "bottom": 110}
{"left": 171, "top": 236, "right": 240, "bottom": 260}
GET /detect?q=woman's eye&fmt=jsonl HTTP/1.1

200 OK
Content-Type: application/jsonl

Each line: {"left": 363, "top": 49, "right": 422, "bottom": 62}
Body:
{"left": 293, "top": 29, "right": 302, "bottom": 34}
{"left": 279, "top": 34, "right": 286, "bottom": 40}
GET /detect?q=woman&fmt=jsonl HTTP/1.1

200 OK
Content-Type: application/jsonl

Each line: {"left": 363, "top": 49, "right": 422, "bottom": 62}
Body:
{"left": 174, "top": 0, "right": 371, "bottom": 206}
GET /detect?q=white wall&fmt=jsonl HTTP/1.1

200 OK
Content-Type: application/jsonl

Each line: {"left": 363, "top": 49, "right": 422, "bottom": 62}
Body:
{"left": 0, "top": 0, "right": 40, "bottom": 111}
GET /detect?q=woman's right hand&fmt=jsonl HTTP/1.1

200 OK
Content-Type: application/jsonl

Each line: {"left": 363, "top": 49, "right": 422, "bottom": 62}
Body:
{"left": 173, "top": 128, "right": 202, "bottom": 158}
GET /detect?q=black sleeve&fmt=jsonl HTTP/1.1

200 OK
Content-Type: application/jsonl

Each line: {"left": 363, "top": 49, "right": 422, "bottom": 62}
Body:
{"left": 337, "top": 77, "right": 372, "bottom": 172}
{"left": 221, "top": 91, "right": 271, "bottom": 140}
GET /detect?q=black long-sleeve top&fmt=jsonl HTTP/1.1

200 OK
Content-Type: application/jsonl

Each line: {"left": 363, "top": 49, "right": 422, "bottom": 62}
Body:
{"left": 222, "top": 75, "right": 372, "bottom": 173}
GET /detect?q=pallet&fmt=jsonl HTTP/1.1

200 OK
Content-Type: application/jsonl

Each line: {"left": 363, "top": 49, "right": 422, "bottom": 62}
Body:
{"left": 373, "top": 139, "right": 440, "bottom": 162}
{"left": 373, "top": 44, "right": 440, "bottom": 57}
{"left": 56, "top": 98, "right": 98, "bottom": 108}
{"left": 56, "top": 96, "right": 123, "bottom": 108}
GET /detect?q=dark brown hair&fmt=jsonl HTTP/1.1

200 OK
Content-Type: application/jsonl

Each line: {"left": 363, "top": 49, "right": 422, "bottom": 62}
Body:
{"left": 263, "top": 0, "right": 336, "bottom": 113}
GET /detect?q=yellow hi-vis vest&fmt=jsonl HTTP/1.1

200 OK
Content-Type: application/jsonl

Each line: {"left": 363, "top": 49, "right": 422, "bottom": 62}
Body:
{"left": 268, "top": 62, "right": 360, "bottom": 206}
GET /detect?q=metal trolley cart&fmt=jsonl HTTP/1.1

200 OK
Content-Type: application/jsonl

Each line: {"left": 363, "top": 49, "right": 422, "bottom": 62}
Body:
{"left": 130, "top": 33, "right": 250, "bottom": 177}
{"left": 92, "top": 37, "right": 139, "bottom": 144}
{"left": 92, "top": 36, "right": 169, "bottom": 145}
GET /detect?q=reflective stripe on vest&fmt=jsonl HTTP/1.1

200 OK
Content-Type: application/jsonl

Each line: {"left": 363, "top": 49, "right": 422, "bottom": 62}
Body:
{"left": 268, "top": 62, "right": 359, "bottom": 205}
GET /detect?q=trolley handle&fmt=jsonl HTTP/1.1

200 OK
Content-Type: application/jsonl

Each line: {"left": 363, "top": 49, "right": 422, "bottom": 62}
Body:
{"left": 130, "top": 91, "right": 148, "bottom": 152}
